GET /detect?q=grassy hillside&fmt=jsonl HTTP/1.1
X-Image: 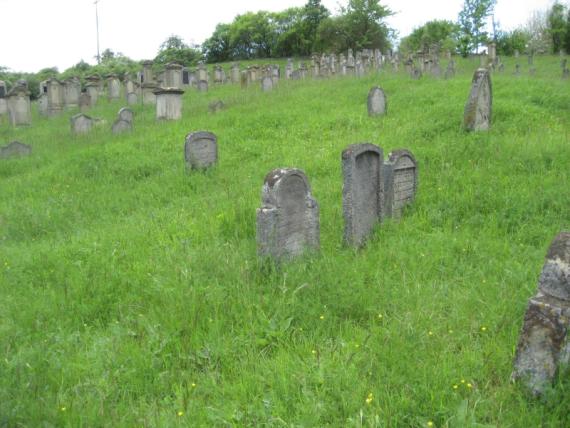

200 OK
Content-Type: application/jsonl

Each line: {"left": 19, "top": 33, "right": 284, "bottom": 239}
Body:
{"left": 1, "top": 56, "right": 569, "bottom": 427}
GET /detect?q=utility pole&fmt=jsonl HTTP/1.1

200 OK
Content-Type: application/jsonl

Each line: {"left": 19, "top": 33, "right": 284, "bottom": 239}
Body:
{"left": 94, "top": 0, "right": 101, "bottom": 64}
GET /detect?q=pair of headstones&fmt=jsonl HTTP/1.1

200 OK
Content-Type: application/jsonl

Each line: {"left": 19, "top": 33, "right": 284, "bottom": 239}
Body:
{"left": 112, "top": 107, "right": 134, "bottom": 134}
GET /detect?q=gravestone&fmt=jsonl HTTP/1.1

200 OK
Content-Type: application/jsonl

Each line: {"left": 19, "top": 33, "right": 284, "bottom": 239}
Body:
{"left": 118, "top": 107, "right": 134, "bottom": 123}
{"left": 7, "top": 85, "right": 32, "bottom": 127}
{"left": 85, "top": 80, "right": 100, "bottom": 105}
{"left": 38, "top": 94, "right": 48, "bottom": 116}
{"left": 47, "top": 78, "right": 64, "bottom": 116}
{"left": 79, "top": 92, "right": 92, "bottom": 113}
{"left": 342, "top": 144, "right": 384, "bottom": 247}
{"left": 197, "top": 80, "right": 208, "bottom": 92}
{"left": 256, "top": 168, "right": 320, "bottom": 260}
{"left": 463, "top": 68, "right": 492, "bottom": 132}
{"left": 383, "top": 150, "right": 418, "bottom": 219}
{"left": 0, "top": 141, "right": 32, "bottom": 159}
{"left": 127, "top": 92, "right": 138, "bottom": 105}
{"left": 141, "top": 60, "right": 154, "bottom": 83}
{"left": 165, "top": 63, "right": 183, "bottom": 88}
{"left": 208, "top": 100, "right": 225, "bottom": 113}
{"left": 112, "top": 119, "right": 132, "bottom": 134}
{"left": 512, "top": 232, "right": 570, "bottom": 395}
{"left": 367, "top": 86, "right": 387, "bottom": 117}
{"left": 70, "top": 113, "right": 93, "bottom": 134}
{"left": 107, "top": 75, "right": 121, "bottom": 100}
{"left": 182, "top": 69, "right": 190, "bottom": 86}
{"left": 261, "top": 76, "right": 273, "bottom": 92}
{"left": 153, "top": 88, "right": 184, "bottom": 120}
{"left": 63, "top": 77, "right": 81, "bottom": 109}
{"left": 184, "top": 131, "right": 218, "bottom": 169}
{"left": 514, "top": 64, "right": 521, "bottom": 76}
{"left": 563, "top": 68, "right": 569, "bottom": 79}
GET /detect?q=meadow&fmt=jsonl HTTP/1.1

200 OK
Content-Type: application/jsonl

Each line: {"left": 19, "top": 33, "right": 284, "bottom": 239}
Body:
{"left": 1, "top": 56, "right": 569, "bottom": 427}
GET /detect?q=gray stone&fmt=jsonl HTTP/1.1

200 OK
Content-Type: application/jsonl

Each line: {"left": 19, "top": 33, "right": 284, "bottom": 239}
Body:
{"left": 342, "top": 144, "right": 384, "bottom": 247}
{"left": 164, "top": 63, "right": 183, "bottom": 88}
{"left": 208, "top": 100, "right": 225, "bottom": 113}
{"left": 79, "top": 93, "right": 92, "bottom": 113}
{"left": 107, "top": 75, "right": 122, "bottom": 100}
{"left": 153, "top": 88, "right": 184, "bottom": 120}
{"left": 197, "top": 80, "right": 208, "bottom": 92}
{"left": 463, "top": 68, "right": 492, "bottom": 132}
{"left": 47, "top": 78, "right": 64, "bottom": 117}
{"left": 367, "top": 86, "right": 387, "bottom": 117}
{"left": 0, "top": 141, "right": 32, "bottom": 159}
{"left": 112, "top": 119, "right": 132, "bottom": 134}
{"left": 63, "top": 77, "right": 81, "bottom": 109}
{"left": 118, "top": 107, "right": 134, "bottom": 123}
{"left": 256, "top": 168, "right": 320, "bottom": 260}
{"left": 512, "top": 232, "right": 570, "bottom": 395}
{"left": 184, "top": 131, "right": 218, "bottom": 169}
{"left": 38, "top": 94, "right": 49, "bottom": 116}
{"left": 70, "top": 113, "right": 94, "bottom": 134}
{"left": 261, "top": 76, "right": 273, "bottom": 92}
{"left": 127, "top": 92, "right": 138, "bottom": 105}
{"left": 0, "top": 80, "right": 6, "bottom": 98}
{"left": 7, "top": 85, "right": 32, "bottom": 127}
{"left": 383, "top": 150, "right": 418, "bottom": 219}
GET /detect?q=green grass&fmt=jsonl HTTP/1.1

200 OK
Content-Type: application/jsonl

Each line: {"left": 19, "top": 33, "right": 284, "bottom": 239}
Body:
{"left": 1, "top": 56, "right": 569, "bottom": 427}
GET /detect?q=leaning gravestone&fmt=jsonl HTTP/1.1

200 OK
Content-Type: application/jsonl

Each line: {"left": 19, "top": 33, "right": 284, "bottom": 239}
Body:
{"left": 70, "top": 113, "right": 94, "bottom": 134}
{"left": 463, "top": 68, "right": 492, "bottom": 132}
{"left": 342, "top": 143, "right": 384, "bottom": 247}
{"left": 184, "top": 131, "right": 218, "bottom": 169}
{"left": 512, "top": 232, "right": 570, "bottom": 395}
{"left": 256, "top": 168, "right": 320, "bottom": 260}
{"left": 367, "top": 86, "right": 387, "bottom": 117}
{"left": 383, "top": 150, "right": 418, "bottom": 219}
{"left": 261, "top": 76, "right": 273, "bottom": 92}
{"left": 0, "top": 141, "right": 32, "bottom": 159}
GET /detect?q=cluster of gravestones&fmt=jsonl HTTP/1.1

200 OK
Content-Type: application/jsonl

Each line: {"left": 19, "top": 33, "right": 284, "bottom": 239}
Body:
{"left": 70, "top": 107, "right": 135, "bottom": 135}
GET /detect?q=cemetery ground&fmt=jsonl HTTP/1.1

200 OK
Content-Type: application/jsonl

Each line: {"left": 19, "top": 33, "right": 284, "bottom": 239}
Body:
{"left": 1, "top": 56, "right": 569, "bottom": 427}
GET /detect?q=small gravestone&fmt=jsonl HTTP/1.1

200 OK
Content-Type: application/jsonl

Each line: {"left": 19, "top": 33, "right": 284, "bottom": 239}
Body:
{"left": 0, "top": 141, "right": 32, "bottom": 159}
{"left": 79, "top": 92, "right": 92, "bottom": 113}
{"left": 112, "top": 119, "right": 132, "bottom": 134}
{"left": 153, "top": 88, "right": 184, "bottom": 120}
{"left": 342, "top": 144, "right": 384, "bottom": 247}
{"left": 514, "top": 64, "right": 521, "bottom": 76}
{"left": 197, "top": 80, "right": 208, "bottom": 92}
{"left": 411, "top": 68, "right": 422, "bottom": 80}
{"left": 208, "top": 100, "right": 225, "bottom": 113}
{"left": 367, "top": 86, "right": 387, "bottom": 117}
{"left": 118, "top": 107, "right": 134, "bottom": 123}
{"left": 291, "top": 70, "right": 301, "bottom": 80}
{"left": 463, "top": 68, "right": 492, "bottom": 132}
{"left": 383, "top": 150, "right": 418, "bottom": 219}
{"left": 261, "top": 76, "right": 273, "bottom": 92}
{"left": 127, "top": 92, "right": 138, "bottom": 105}
{"left": 498, "top": 63, "right": 505, "bottom": 73}
{"left": 70, "top": 113, "right": 93, "bottom": 134}
{"left": 256, "top": 168, "right": 320, "bottom": 260}
{"left": 184, "top": 131, "right": 218, "bottom": 169}
{"left": 512, "top": 232, "right": 570, "bottom": 395}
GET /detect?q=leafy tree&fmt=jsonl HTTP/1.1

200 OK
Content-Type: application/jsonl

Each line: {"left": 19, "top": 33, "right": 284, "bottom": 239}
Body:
{"left": 340, "top": 0, "right": 393, "bottom": 51}
{"left": 523, "top": 9, "right": 551, "bottom": 54}
{"left": 548, "top": 2, "right": 567, "bottom": 54}
{"left": 457, "top": 0, "right": 497, "bottom": 56}
{"left": 154, "top": 35, "right": 201, "bottom": 66}
{"left": 203, "top": 24, "right": 233, "bottom": 62}
{"left": 495, "top": 29, "right": 528, "bottom": 56}
{"left": 301, "top": 0, "right": 330, "bottom": 53}
{"left": 399, "top": 20, "right": 460, "bottom": 55}
{"left": 566, "top": 8, "right": 570, "bottom": 53}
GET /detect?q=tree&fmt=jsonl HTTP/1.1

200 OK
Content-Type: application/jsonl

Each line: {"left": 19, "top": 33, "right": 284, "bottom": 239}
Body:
{"left": 203, "top": 24, "right": 233, "bottom": 63}
{"left": 457, "top": 0, "right": 497, "bottom": 56}
{"left": 340, "top": 0, "right": 393, "bottom": 50}
{"left": 399, "top": 20, "right": 460, "bottom": 55}
{"left": 495, "top": 29, "right": 528, "bottom": 56}
{"left": 154, "top": 35, "right": 201, "bottom": 66}
{"left": 566, "top": 8, "right": 570, "bottom": 53}
{"left": 548, "top": 2, "right": 567, "bottom": 54}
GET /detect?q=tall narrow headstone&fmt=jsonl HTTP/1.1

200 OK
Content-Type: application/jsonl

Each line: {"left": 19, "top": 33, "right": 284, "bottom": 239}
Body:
{"left": 7, "top": 85, "right": 32, "bottom": 127}
{"left": 79, "top": 92, "right": 92, "bottom": 113}
{"left": 154, "top": 88, "right": 184, "bottom": 120}
{"left": 261, "top": 76, "right": 273, "bottom": 92}
{"left": 47, "top": 78, "right": 64, "bottom": 117}
{"left": 383, "top": 150, "right": 418, "bottom": 219}
{"left": 256, "top": 168, "right": 320, "bottom": 260}
{"left": 107, "top": 75, "right": 122, "bottom": 101}
{"left": 63, "top": 77, "right": 81, "bottom": 109}
{"left": 512, "top": 232, "right": 570, "bottom": 395}
{"left": 367, "top": 87, "right": 387, "bottom": 116}
{"left": 463, "top": 68, "right": 492, "bottom": 132}
{"left": 342, "top": 144, "right": 384, "bottom": 247}
{"left": 164, "top": 63, "right": 183, "bottom": 88}
{"left": 184, "top": 131, "right": 218, "bottom": 169}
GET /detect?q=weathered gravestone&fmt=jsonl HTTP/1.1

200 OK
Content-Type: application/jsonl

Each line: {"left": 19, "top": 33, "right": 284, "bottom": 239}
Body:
{"left": 383, "top": 150, "right": 418, "bottom": 219}
{"left": 512, "top": 232, "right": 570, "bottom": 395}
{"left": 563, "top": 68, "right": 569, "bottom": 79}
{"left": 261, "top": 76, "right": 273, "bottom": 92}
{"left": 47, "top": 78, "right": 64, "bottom": 116}
{"left": 112, "top": 119, "right": 132, "bottom": 134}
{"left": 79, "top": 92, "right": 92, "bottom": 113}
{"left": 0, "top": 80, "right": 6, "bottom": 98}
{"left": 70, "top": 113, "right": 94, "bottom": 134}
{"left": 127, "top": 92, "right": 138, "bottom": 105}
{"left": 463, "top": 68, "right": 492, "bottom": 132}
{"left": 63, "top": 77, "right": 81, "bottom": 109}
{"left": 197, "top": 80, "right": 208, "bottom": 92}
{"left": 164, "top": 63, "right": 183, "bottom": 88}
{"left": 514, "top": 64, "right": 521, "bottom": 76}
{"left": 256, "top": 168, "right": 320, "bottom": 260}
{"left": 153, "top": 88, "right": 184, "bottom": 120}
{"left": 0, "top": 141, "right": 32, "bottom": 159}
{"left": 208, "top": 100, "right": 225, "bottom": 113}
{"left": 184, "top": 131, "right": 218, "bottom": 169}
{"left": 118, "top": 107, "right": 134, "bottom": 123}
{"left": 107, "top": 75, "right": 122, "bottom": 101}
{"left": 342, "top": 144, "right": 384, "bottom": 247}
{"left": 7, "top": 85, "right": 32, "bottom": 127}
{"left": 367, "top": 86, "right": 387, "bottom": 117}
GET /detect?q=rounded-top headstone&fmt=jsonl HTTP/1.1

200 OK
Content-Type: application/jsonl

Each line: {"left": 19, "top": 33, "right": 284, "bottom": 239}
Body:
{"left": 538, "top": 232, "right": 570, "bottom": 300}
{"left": 118, "top": 107, "right": 134, "bottom": 123}
{"left": 185, "top": 131, "right": 218, "bottom": 169}
{"left": 367, "top": 86, "right": 387, "bottom": 117}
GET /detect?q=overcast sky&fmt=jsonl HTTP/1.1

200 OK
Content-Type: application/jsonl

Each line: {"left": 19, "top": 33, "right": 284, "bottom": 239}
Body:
{"left": 0, "top": 0, "right": 557, "bottom": 73}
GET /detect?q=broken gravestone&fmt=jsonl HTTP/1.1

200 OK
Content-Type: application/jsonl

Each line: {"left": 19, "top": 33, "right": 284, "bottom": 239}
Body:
{"left": 184, "top": 131, "right": 218, "bottom": 169}
{"left": 0, "top": 141, "right": 32, "bottom": 159}
{"left": 256, "top": 168, "right": 319, "bottom": 260}
{"left": 512, "top": 232, "right": 570, "bottom": 395}
{"left": 383, "top": 149, "right": 418, "bottom": 219}
{"left": 367, "top": 86, "right": 387, "bottom": 117}
{"left": 463, "top": 68, "right": 492, "bottom": 132}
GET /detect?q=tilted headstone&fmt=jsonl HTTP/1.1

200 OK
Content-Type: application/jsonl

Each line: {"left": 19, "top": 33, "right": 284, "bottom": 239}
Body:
{"left": 383, "top": 150, "right": 418, "bottom": 219}
{"left": 112, "top": 119, "right": 132, "bottom": 134}
{"left": 70, "top": 113, "right": 94, "bottom": 134}
{"left": 184, "top": 131, "right": 218, "bottom": 169}
{"left": 342, "top": 144, "right": 384, "bottom": 247}
{"left": 261, "top": 76, "right": 273, "bottom": 92}
{"left": 118, "top": 107, "right": 134, "bottom": 123}
{"left": 463, "top": 68, "right": 492, "bottom": 132}
{"left": 367, "top": 86, "right": 387, "bottom": 117}
{"left": 256, "top": 168, "right": 320, "bottom": 260}
{"left": 512, "top": 232, "right": 570, "bottom": 395}
{"left": 153, "top": 88, "right": 184, "bottom": 120}
{"left": 0, "top": 141, "right": 32, "bottom": 159}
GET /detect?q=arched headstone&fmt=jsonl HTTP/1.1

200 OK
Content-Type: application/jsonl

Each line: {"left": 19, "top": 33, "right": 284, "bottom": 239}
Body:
{"left": 383, "top": 150, "right": 418, "bottom": 219}
{"left": 118, "top": 107, "right": 134, "bottom": 123}
{"left": 184, "top": 131, "right": 218, "bottom": 169}
{"left": 342, "top": 144, "right": 384, "bottom": 246}
{"left": 463, "top": 68, "right": 492, "bottom": 131}
{"left": 256, "top": 168, "right": 320, "bottom": 260}
{"left": 367, "top": 87, "right": 387, "bottom": 117}
{"left": 70, "top": 113, "right": 93, "bottom": 134}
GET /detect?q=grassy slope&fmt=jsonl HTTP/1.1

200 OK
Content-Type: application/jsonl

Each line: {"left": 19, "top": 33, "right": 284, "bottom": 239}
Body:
{"left": 1, "top": 56, "right": 569, "bottom": 427}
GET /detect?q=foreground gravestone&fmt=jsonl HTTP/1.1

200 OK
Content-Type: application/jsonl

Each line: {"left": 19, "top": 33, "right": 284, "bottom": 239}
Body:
{"left": 342, "top": 144, "right": 384, "bottom": 247}
{"left": 184, "top": 131, "right": 218, "bottom": 169}
{"left": 256, "top": 168, "right": 320, "bottom": 260}
{"left": 463, "top": 68, "right": 492, "bottom": 132}
{"left": 383, "top": 150, "right": 418, "bottom": 219}
{"left": 0, "top": 141, "right": 32, "bottom": 159}
{"left": 367, "top": 86, "right": 387, "bottom": 117}
{"left": 261, "top": 76, "right": 273, "bottom": 92}
{"left": 512, "top": 232, "right": 570, "bottom": 395}
{"left": 70, "top": 113, "right": 94, "bottom": 134}
{"left": 154, "top": 88, "right": 184, "bottom": 120}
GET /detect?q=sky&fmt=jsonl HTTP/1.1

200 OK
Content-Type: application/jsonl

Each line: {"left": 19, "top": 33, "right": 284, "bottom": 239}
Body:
{"left": 0, "top": 0, "right": 558, "bottom": 73}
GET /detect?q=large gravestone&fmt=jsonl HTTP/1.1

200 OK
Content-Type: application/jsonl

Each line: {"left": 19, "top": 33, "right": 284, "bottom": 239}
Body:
{"left": 367, "top": 86, "right": 387, "bottom": 117}
{"left": 256, "top": 168, "right": 320, "bottom": 260}
{"left": 184, "top": 131, "right": 218, "bottom": 169}
{"left": 107, "top": 75, "right": 122, "bottom": 101}
{"left": 463, "top": 68, "right": 492, "bottom": 132}
{"left": 127, "top": 92, "right": 138, "bottom": 105}
{"left": 164, "top": 63, "right": 183, "bottom": 88}
{"left": 342, "top": 144, "right": 384, "bottom": 247}
{"left": 153, "top": 88, "right": 184, "bottom": 120}
{"left": 0, "top": 141, "right": 32, "bottom": 159}
{"left": 7, "top": 85, "right": 32, "bottom": 127}
{"left": 383, "top": 150, "right": 418, "bottom": 219}
{"left": 70, "top": 113, "right": 94, "bottom": 134}
{"left": 512, "top": 232, "right": 570, "bottom": 395}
